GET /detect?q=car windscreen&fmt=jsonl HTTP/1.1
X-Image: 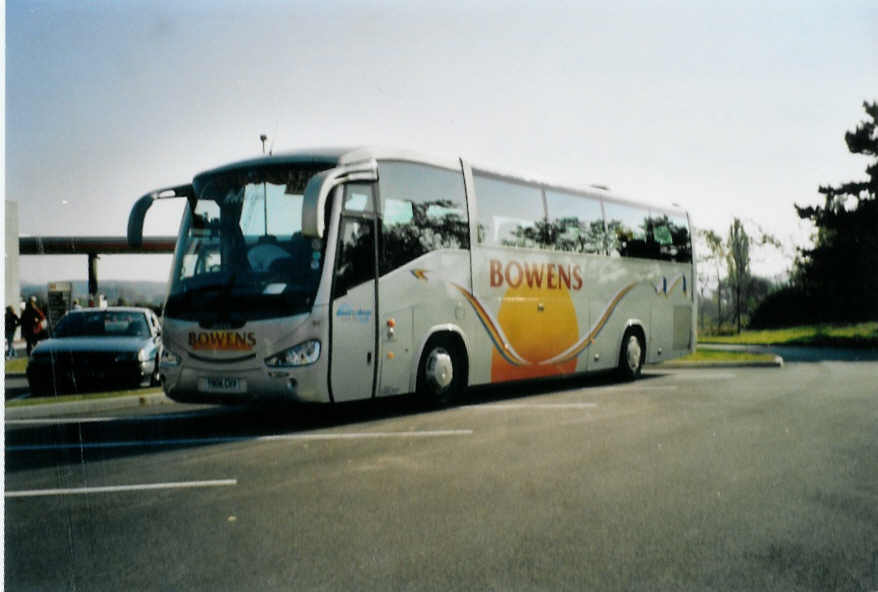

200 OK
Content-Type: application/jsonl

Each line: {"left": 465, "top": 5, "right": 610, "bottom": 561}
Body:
{"left": 53, "top": 312, "right": 151, "bottom": 338}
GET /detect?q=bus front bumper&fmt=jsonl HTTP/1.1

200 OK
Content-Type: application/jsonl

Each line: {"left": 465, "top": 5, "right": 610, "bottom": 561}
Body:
{"left": 160, "top": 361, "right": 329, "bottom": 404}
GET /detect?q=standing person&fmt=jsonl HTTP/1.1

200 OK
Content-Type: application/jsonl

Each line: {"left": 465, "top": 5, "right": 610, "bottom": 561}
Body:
{"left": 21, "top": 297, "right": 47, "bottom": 355}
{"left": 5, "top": 305, "right": 20, "bottom": 358}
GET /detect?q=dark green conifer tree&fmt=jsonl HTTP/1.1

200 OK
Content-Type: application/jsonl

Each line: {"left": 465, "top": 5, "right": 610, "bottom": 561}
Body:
{"left": 794, "top": 101, "right": 878, "bottom": 321}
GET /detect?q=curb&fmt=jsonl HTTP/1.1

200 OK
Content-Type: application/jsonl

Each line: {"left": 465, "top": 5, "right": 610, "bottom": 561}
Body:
{"left": 5, "top": 391, "right": 174, "bottom": 420}
{"left": 657, "top": 355, "right": 784, "bottom": 369}
{"left": 696, "top": 344, "right": 775, "bottom": 353}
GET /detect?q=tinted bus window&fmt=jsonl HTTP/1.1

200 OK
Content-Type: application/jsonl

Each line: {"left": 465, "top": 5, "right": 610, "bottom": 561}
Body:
{"left": 544, "top": 189, "right": 606, "bottom": 254}
{"left": 474, "top": 172, "right": 544, "bottom": 248}
{"left": 334, "top": 218, "right": 375, "bottom": 297}
{"left": 378, "top": 161, "right": 469, "bottom": 275}
{"left": 651, "top": 212, "right": 691, "bottom": 262}
{"left": 604, "top": 201, "right": 654, "bottom": 258}
{"left": 343, "top": 184, "right": 374, "bottom": 213}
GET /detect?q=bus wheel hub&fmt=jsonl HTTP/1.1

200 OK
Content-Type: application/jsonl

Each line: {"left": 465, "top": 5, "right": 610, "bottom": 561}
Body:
{"left": 626, "top": 336, "right": 642, "bottom": 371}
{"left": 426, "top": 348, "right": 453, "bottom": 391}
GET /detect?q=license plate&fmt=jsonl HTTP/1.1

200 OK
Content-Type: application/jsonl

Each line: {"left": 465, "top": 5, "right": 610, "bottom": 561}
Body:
{"left": 198, "top": 376, "right": 246, "bottom": 394}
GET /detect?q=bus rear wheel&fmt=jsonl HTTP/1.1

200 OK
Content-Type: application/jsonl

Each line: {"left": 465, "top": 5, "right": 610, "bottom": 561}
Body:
{"left": 617, "top": 329, "right": 644, "bottom": 381}
{"left": 417, "top": 336, "right": 462, "bottom": 406}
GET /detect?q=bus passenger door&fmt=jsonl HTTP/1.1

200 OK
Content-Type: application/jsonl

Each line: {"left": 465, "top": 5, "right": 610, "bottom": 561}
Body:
{"left": 330, "top": 212, "right": 378, "bottom": 402}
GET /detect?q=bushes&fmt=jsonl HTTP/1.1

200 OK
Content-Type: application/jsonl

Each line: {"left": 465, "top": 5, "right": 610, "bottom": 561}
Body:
{"left": 748, "top": 286, "right": 815, "bottom": 329}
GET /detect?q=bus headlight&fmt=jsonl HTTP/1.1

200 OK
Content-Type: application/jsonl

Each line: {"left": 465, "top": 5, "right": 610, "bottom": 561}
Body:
{"left": 265, "top": 340, "right": 321, "bottom": 368}
{"left": 161, "top": 348, "right": 182, "bottom": 367}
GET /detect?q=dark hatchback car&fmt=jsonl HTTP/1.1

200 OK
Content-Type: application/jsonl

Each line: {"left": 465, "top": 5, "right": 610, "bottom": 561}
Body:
{"left": 26, "top": 307, "right": 162, "bottom": 396}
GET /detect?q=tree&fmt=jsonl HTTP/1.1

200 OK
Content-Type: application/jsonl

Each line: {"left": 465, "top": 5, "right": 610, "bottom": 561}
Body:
{"left": 794, "top": 100, "right": 878, "bottom": 321}
{"left": 695, "top": 229, "right": 727, "bottom": 328}
{"left": 726, "top": 218, "right": 751, "bottom": 333}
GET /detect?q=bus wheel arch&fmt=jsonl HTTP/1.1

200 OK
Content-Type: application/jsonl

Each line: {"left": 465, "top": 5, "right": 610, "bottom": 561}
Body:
{"left": 617, "top": 322, "right": 646, "bottom": 380}
{"left": 415, "top": 329, "right": 469, "bottom": 406}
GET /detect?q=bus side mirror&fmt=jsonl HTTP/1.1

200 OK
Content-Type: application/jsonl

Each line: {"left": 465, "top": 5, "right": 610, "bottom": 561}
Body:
{"left": 302, "top": 171, "right": 333, "bottom": 239}
{"left": 302, "top": 160, "right": 378, "bottom": 238}
{"left": 127, "top": 184, "right": 194, "bottom": 248}
{"left": 128, "top": 194, "right": 155, "bottom": 248}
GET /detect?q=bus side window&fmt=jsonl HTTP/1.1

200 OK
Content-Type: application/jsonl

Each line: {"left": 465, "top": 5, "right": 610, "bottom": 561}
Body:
{"left": 669, "top": 214, "right": 692, "bottom": 262}
{"left": 544, "top": 189, "right": 605, "bottom": 254}
{"left": 604, "top": 201, "right": 653, "bottom": 259}
{"left": 344, "top": 184, "right": 375, "bottom": 213}
{"left": 648, "top": 211, "right": 691, "bottom": 262}
{"left": 378, "top": 161, "right": 468, "bottom": 275}
{"left": 473, "top": 172, "right": 544, "bottom": 249}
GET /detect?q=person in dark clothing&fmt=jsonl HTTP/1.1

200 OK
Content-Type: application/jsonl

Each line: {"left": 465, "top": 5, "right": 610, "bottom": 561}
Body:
{"left": 5, "top": 305, "right": 20, "bottom": 358}
{"left": 21, "top": 297, "right": 47, "bottom": 356}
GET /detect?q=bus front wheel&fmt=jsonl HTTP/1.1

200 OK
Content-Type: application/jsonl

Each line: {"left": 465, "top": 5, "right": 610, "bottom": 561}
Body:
{"left": 617, "top": 329, "right": 644, "bottom": 381}
{"left": 417, "top": 336, "right": 463, "bottom": 406}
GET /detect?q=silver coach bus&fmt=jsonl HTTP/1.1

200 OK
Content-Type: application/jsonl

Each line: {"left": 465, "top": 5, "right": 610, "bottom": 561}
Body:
{"left": 128, "top": 147, "right": 695, "bottom": 405}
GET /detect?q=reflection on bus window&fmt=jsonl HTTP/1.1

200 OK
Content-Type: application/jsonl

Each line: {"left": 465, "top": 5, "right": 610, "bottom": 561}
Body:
{"left": 344, "top": 184, "right": 374, "bottom": 213}
{"left": 379, "top": 161, "right": 469, "bottom": 275}
{"left": 652, "top": 213, "right": 691, "bottom": 262}
{"left": 605, "top": 201, "right": 652, "bottom": 258}
{"left": 604, "top": 202, "right": 692, "bottom": 262}
{"left": 544, "top": 189, "right": 606, "bottom": 254}
{"left": 334, "top": 218, "right": 375, "bottom": 297}
{"left": 166, "top": 163, "right": 331, "bottom": 322}
{"left": 473, "top": 172, "right": 543, "bottom": 249}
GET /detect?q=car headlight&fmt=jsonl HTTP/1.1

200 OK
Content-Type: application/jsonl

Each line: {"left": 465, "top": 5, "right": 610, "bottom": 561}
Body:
{"left": 137, "top": 348, "right": 151, "bottom": 362}
{"left": 114, "top": 351, "right": 138, "bottom": 363}
{"left": 161, "top": 348, "right": 182, "bottom": 367}
{"left": 265, "top": 340, "right": 321, "bottom": 368}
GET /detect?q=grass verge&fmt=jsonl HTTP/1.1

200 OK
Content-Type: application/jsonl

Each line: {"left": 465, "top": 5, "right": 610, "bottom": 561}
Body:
{"left": 6, "top": 387, "right": 161, "bottom": 408}
{"left": 5, "top": 357, "right": 28, "bottom": 374}
{"left": 699, "top": 322, "right": 878, "bottom": 347}
{"left": 671, "top": 348, "right": 777, "bottom": 364}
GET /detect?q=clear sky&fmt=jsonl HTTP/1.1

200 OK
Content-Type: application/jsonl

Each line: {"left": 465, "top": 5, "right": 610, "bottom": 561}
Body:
{"left": 6, "top": 0, "right": 877, "bottom": 285}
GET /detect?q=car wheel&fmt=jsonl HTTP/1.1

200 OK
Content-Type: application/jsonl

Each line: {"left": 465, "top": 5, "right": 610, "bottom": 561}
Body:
{"left": 617, "top": 329, "right": 644, "bottom": 381}
{"left": 416, "top": 336, "right": 463, "bottom": 407}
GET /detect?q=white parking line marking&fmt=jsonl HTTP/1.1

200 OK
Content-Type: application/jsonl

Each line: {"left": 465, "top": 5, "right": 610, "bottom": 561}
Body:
{"left": 5, "top": 410, "right": 226, "bottom": 425}
{"left": 6, "top": 430, "right": 474, "bottom": 451}
{"left": 467, "top": 403, "right": 598, "bottom": 410}
{"left": 594, "top": 385, "right": 679, "bottom": 392}
{"left": 668, "top": 372, "right": 737, "bottom": 380}
{"left": 5, "top": 479, "right": 238, "bottom": 498}
{"left": 7, "top": 417, "right": 118, "bottom": 425}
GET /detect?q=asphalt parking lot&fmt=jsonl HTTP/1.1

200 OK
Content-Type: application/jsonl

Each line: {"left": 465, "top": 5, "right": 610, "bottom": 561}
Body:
{"left": 5, "top": 361, "right": 878, "bottom": 591}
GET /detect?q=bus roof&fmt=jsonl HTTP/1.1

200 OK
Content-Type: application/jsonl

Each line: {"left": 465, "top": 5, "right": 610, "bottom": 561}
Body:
{"left": 195, "top": 146, "right": 688, "bottom": 217}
